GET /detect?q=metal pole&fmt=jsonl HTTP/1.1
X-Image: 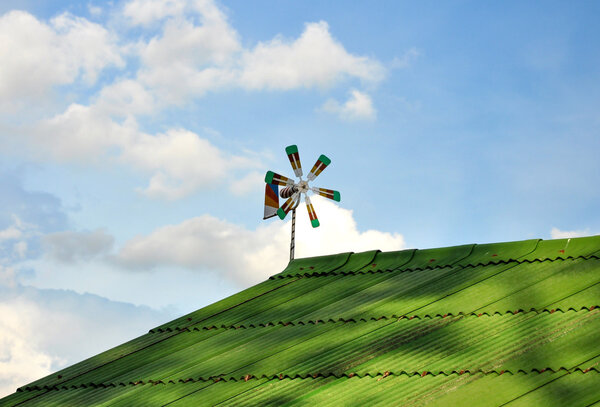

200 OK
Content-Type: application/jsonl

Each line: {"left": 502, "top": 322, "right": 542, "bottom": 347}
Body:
{"left": 290, "top": 208, "right": 296, "bottom": 261}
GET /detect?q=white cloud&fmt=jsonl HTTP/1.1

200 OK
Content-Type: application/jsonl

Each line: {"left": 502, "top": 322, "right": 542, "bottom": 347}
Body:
{"left": 229, "top": 171, "right": 265, "bottom": 196}
{"left": 116, "top": 196, "right": 405, "bottom": 285}
{"left": 95, "top": 79, "right": 157, "bottom": 117}
{"left": 0, "top": 298, "right": 55, "bottom": 397}
{"left": 0, "top": 286, "right": 172, "bottom": 398}
{"left": 0, "top": 265, "right": 17, "bottom": 288}
{"left": 130, "top": 7, "right": 383, "bottom": 103}
{"left": 31, "top": 103, "right": 136, "bottom": 162}
{"left": 240, "top": 21, "right": 384, "bottom": 90}
{"left": 42, "top": 229, "right": 114, "bottom": 263}
{"left": 321, "top": 89, "right": 376, "bottom": 121}
{"left": 29, "top": 104, "right": 261, "bottom": 199}
{"left": 125, "top": 128, "right": 262, "bottom": 199}
{"left": 4, "top": 1, "right": 386, "bottom": 199}
{"left": 0, "top": 215, "right": 37, "bottom": 263}
{"left": 0, "top": 10, "right": 123, "bottom": 110}
{"left": 136, "top": 1, "right": 240, "bottom": 103}
{"left": 123, "top": 0, "right": 186, "bottom": 26}
{"left": 87, "top": 4, "right": 103, "bottom": 17}
{"left": 550, "top": 227, "right": 591, "bottom": 239}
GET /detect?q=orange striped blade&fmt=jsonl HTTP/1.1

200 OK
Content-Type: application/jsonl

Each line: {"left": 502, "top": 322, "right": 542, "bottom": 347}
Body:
{"left": 312, "top": 187, "right": 340, "bottom": 202}
{"left": 305, "top": 196, "right": 319, "bottom": 228}
{"left": 265, "top": 171, "right": 294, "bottom": 186}
{"left": 307, "top": 155, "right": 331, "bottom": 181}
{"left": 277, "top": 193, "right": 298, "bottom": 220}
{"left": 285, "top": 145, "right": 303, "bottom": 177}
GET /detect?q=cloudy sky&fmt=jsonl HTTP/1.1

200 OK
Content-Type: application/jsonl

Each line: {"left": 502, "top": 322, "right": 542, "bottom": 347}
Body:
{"left": 1, "top": 0, "right": 599, "bottom": 397}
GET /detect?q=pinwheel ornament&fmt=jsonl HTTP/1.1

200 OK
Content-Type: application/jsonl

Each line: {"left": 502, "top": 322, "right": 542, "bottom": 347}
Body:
{"left": 263, "top": 145, "right": 341, "bottom": 260}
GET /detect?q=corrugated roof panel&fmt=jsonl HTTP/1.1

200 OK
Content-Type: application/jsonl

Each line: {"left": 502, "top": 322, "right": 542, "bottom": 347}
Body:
{"left": 151, "top": 277, "right": 300, "bottom": 331}
{"left": 48, "top": 311, "right": 594, "bottom": 384}
{"left": 20, "top": 331, "right": 174, "bottom": 390}
{"left": 355, "top": 249, "right": 416, "bottom": 273}
{"left": 477, "top": 258, "right": 600, "bottom": 314}
{"left": 455, "top": 239, "right": 539, "bottom": 267}
{"left": 548, "top": 282, "right": 600, "bottom": 310}
{"left": 232, "top": 273, "right": 393, "bottom": 327}
{"left": 427, "top": 371, "right": 569, "bottom": 407}
{"left": 274, "top": 253, "right": 351, "bottom": 277}
{"left": 521, "top": 235, "right": 600, "bottom": 261}
{"left": 397, "top": 244, "right": 475, "bottom": 270}
{"left": 297, "top": 265, "right": 472, "bottom": 322}
{"left": 4, "top": 236, "right": 600, "bottom": 406}
{"left": 506, "top": 371, "right": 600, "bottom": 407}
{"left": 333, "top": 250, "right": 379, "bottom": 273}
{"left": 416, "top": 258, "right": 598, "bottom": 316}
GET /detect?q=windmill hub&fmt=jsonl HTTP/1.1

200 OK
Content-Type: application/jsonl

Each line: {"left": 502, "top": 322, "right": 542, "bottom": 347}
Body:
{"left": 298, "top": 180, "right": 309, "bottom": 193}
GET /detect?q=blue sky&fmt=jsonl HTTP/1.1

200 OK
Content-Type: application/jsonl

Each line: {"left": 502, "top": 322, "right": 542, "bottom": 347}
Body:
{"left": 0, "top": 0, "right": 599, "bottom": 396}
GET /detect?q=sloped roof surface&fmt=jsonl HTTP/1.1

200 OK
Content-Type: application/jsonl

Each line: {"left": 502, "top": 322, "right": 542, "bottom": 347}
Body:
{"left": 2, "top": 236, "right": 600, "bottom": 406}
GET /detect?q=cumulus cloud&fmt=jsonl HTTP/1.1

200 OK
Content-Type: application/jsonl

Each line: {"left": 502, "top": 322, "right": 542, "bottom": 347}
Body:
{"left": 42, "top": 229, "right": 114, "bottom": 263}
{"left": 30, "top": 105, "right": 261, "bottom": 199}
{"left": 0, "top": 285, "right": 172, "bottom": 398}
{"left": 550, "top": 227, "right": 592, "bottom": 239}
{"left": 3, "top": 0, "right": 386, "bottom": 199}
{"left": 123, "top": 0, "right": 186, "bottom": 25}
{"left": 136, "top": 2, "right": 240, "bottom": 103}
{"left": 0, "top": 10, "right": 123, "bottom": 110}
{"left": 0, "top": 215, "right": 38, "bottom": 264}
{"left": 129, "top": 4, "right": 383, "bottom": 103}
{"left": 229, "top": 171, "right": 265, "bottom": 196}
{"left": 321, "top": 89, "right": 376, "bottom": 121}
{"left": 240, "top": 21, "right": 384, "bottom": 90}
{"left": 116, "top": 197, "right": 405, "bottom": 285}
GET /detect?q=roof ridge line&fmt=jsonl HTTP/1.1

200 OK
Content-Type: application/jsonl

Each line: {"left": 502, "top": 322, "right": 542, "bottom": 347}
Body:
{"left": 148, "top": 306, "right": 599, "bottom": 332}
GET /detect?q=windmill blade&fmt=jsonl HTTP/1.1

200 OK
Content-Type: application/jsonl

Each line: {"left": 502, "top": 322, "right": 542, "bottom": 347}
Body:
{"left": 305, "top": 195, "right": 320, "bottom": 228}
{"left": 265, "top": 171, "right": 294, "bottom": 186}
{"left": 307, "top": 155, "right": 331, "bottom": 181}
{"left": 285, "top": 145, "right": 303, "bottom": 177}
{"left": 263, "top": 183, "right": 279, "bottom": 219}
{"left": 311, "top": 187, "right": 341, "bottom": 202}
{"left": 277, "top": 192, "right": 299, "bottom": 220}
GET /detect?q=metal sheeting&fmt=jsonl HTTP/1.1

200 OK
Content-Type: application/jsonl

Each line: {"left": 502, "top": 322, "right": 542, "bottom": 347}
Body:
{"left": 6, "top": 372, "right": 598, "bottom": 407}
{"left": 4, "top": 236, "right": 600, "bottom": 407}
{"left": 15, "top": 311, "right": 599, "bottom": 390}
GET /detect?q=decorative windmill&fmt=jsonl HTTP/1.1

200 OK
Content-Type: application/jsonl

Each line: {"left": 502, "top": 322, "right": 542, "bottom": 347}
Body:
{"left": 263, "top": 145, "right": 341, "bottom": 261}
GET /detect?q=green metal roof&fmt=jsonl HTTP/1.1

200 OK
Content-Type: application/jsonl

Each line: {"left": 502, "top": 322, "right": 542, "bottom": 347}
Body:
{"left": 2, "top": 236, "right": 600, "bottom": 406}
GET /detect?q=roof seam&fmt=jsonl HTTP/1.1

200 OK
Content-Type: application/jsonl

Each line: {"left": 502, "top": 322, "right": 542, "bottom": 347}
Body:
{"left": 19, "top": 367, "right": 600, "bottom": 391}
{"left": 150, "top": 306, "right": 599, "bottom": 332}
{"left": 272, "top": 255, "right": 599, "bottom": 278}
